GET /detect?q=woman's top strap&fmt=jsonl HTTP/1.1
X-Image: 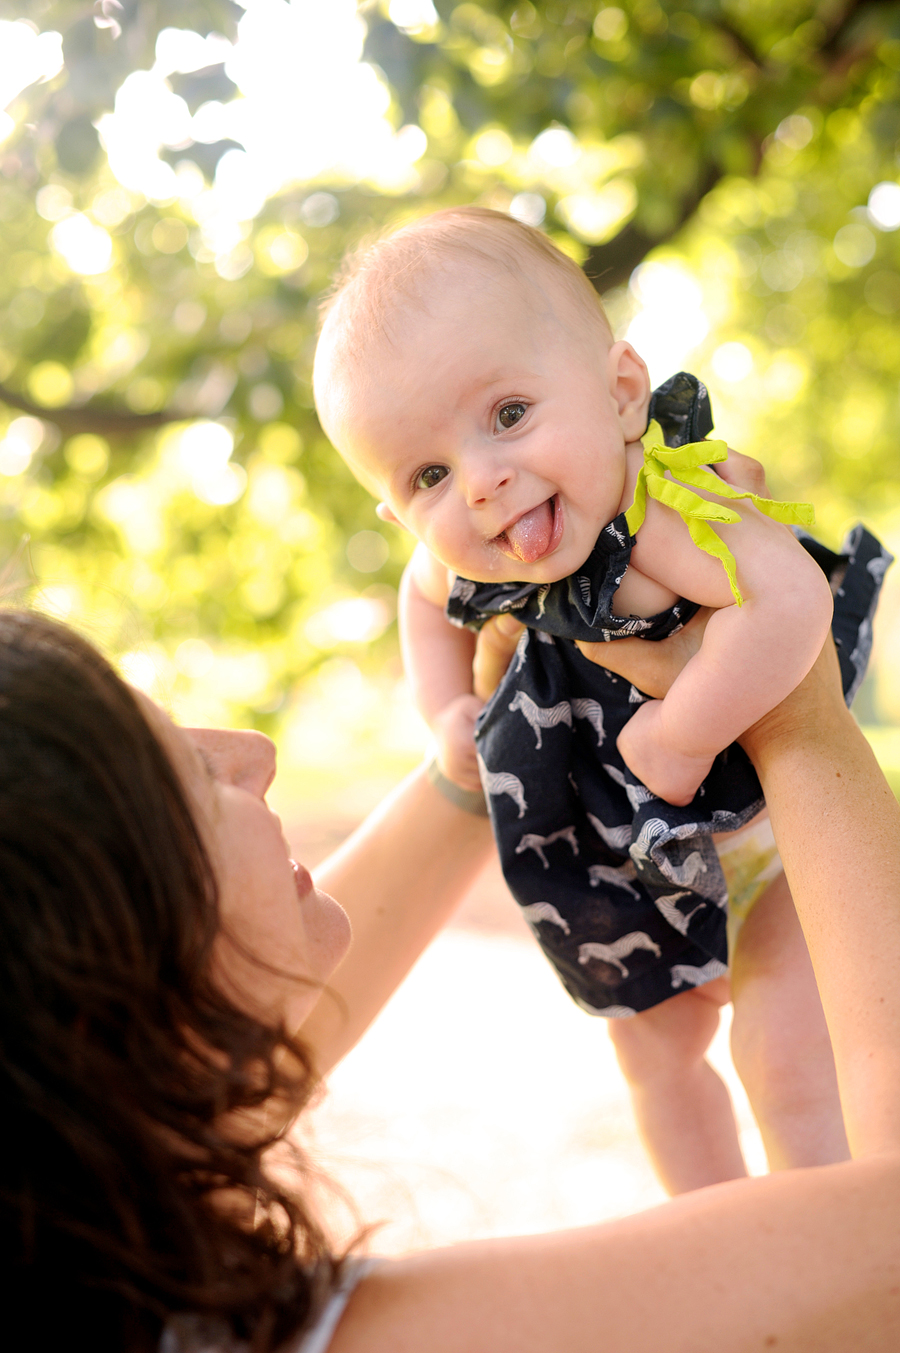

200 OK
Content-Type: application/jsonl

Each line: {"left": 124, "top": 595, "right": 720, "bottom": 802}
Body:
{"left": 290, "top": 1258, "right": 380, "bottom": 1353}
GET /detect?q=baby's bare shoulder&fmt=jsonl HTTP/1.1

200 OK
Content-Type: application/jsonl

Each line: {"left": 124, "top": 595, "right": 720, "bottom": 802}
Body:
{"left": 631, "top": 477, "right": 819, "bottom": 610}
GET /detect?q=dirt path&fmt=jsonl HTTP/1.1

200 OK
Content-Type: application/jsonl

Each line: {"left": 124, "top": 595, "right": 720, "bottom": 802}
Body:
{"left": 284, "top": 812, "right": 766, "bottom": 1255}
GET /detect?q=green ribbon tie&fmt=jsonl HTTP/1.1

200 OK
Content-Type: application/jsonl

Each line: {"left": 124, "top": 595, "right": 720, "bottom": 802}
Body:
{"left": 623, "top": 420, "right": 815, "bottom": 607}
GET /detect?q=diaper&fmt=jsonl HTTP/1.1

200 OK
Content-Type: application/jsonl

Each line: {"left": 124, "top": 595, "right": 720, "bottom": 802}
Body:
{"left": 715, "top": 815, "right": 783, "bottom": 955}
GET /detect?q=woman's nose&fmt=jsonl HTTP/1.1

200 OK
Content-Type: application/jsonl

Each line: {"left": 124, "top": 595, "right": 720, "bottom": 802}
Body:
{"left": 185, "top": 728, "right": 277, "bottom": 797}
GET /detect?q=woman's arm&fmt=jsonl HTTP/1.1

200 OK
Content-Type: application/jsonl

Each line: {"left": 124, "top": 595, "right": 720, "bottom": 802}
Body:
{"left": 336, "top": 1155, "right": 900, "bottom": 1353}
{"left": 302, "top": 767, "right": 493, "bottom": 1076}
{"left": 597, "top": 621, "right": 900, "bottom": 1159}
{"left": 329, "top": 636, "right": 900, "bottom": 1353}
{"left": 300, "top": 610, "right": 527, "bottom": 1075}
{"left": 741, "top": 640, "right": 900, "bottom": 1159}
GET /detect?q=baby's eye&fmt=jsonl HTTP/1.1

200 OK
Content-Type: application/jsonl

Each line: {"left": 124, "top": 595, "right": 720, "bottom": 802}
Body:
{"left": 497, "top": 402, "right": 527, "bottom": 430}
{"left": 415, "top": 465, "right": 449, "bottom": 491}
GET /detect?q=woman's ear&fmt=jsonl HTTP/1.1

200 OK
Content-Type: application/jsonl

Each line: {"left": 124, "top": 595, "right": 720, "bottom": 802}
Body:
{"left": 607, "top": 340, "right": 651, "bottom": 442}
{"left": 376, "top": 502, "right": 406, "bottom": 529}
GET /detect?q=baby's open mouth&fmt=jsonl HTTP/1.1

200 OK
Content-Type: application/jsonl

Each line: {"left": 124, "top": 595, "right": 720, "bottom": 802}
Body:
{"left": 493, "top": 495, "right": 562, "bottom": 563}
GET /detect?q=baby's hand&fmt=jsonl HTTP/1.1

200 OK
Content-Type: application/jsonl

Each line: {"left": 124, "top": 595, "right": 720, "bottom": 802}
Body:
{"left": 617, "top": 700, "right": 715, "bottom": 807}
{"left": 432, "top": 693, "right": 484, "bottom": 792}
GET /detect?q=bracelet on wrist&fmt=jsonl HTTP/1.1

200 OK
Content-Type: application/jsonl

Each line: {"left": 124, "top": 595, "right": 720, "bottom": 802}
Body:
{"left": 425, "top": 758, "right": 489, "bottom": 816}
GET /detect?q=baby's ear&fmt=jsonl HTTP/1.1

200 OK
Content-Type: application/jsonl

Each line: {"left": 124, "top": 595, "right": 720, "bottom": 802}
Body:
{"left": 375, "top": 502, "right": 407, "bottom": 530}
{"left": 607, "top": 341, "right": 651, "bottom": 442}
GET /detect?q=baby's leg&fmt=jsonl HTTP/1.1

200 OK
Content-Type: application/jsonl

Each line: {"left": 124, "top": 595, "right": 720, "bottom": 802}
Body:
{"left": 730, "top": 870, "right": 849, "bottom": 1169}
{"left": 606, "top": 977, "right": 748, "bottom": 1195}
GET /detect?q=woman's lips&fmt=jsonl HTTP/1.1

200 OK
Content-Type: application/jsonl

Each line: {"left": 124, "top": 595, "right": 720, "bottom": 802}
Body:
{"left": 495, "top": 495, "right": 563, "bottom": 563}
{"left": 290, "top": 859, "right": 314, "bottom": 898}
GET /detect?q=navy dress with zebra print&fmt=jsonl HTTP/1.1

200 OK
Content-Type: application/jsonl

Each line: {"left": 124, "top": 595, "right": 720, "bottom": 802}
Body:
{"left": 446, "top": 373, "right": 893, "bottom": 1016}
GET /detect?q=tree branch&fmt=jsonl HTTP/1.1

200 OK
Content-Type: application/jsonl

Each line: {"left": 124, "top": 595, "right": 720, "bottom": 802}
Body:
{"left": 582, "top": 0, "right": 883, "bottom": 296}
{"left": 0, "top": 382, "right": 180, "bottom": 438}
{"left": 713, "top": 20, "right": 761, "bottom": 68}
{"left": 584, "top": 162, "right": 725, "bottom": 295}
{"left": 820, "top": 0, "right": 872, "bottom": 58}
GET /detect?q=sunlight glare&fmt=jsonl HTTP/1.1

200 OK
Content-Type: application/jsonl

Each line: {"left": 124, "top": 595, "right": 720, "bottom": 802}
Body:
{"left": 0, "top": 21, "right": 63, "bottom": 111}
{"left": 868, "top": 181, "right": 900, "bottom": 232}
{"left": 388, "top": 0, "right": 439, "bottom": 34}
{"left": 50, "top": 214, "right": 114, "bottom": 275}
{"left": 474, "top": 128, "right": 513, "bottom": 166}
{"left": 711, "top": 341, "right": 754, "bottom": 383}
{"left": 96, "top": 476, "right": 165, "bottom": 554}
{"left": 190, "top": 100, "right": 232, "bottom": 144}
{"left": 556, "top": 181, "right": 637, "bottom": 244}
{"left": 154, "top": 27, "right": 232, "bottom": 76}
{"left": 36, "top": 184, "right": 73, "bottom": 221}
{"left": 85, "top": 1, "right": 438, "bottom": 223}
{"left": 510, "top": 193, "right": 546, "bottom": 225}
{"left": 224, "top": 0, "right": 407, "bottom": 192}
{"left": 174, "top": 421, "right": 247, "bottom": 506}
{"left": 175, "top": 638, "right": 216, "bottom": 678}
{"left": 0, "top": 416, "right": 45, "bottom": 476}
{"left": 626, "top": 262, "right": 709, "bottom": 386}
{"left": 97, "top": 71, "right": 191, "bottom": 201}
{"left": 176, "top": 420, "right": 233, "bottom": 470}
{"left": 36, "top": 585, "right": 76, "bottom": 620}
{"left": 305, "top": 597, "right": 392, "bottom": 647}
{"left": 120, "top": 650, "right": 160, "bottom": 694}
{"left": 528, "top": 127, "right": 580, "bottom": 170}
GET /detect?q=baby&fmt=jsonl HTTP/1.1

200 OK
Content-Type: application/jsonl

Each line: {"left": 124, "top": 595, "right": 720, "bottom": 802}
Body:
{"left": 314, "top": 206, "right": 890, "bottom": 1193}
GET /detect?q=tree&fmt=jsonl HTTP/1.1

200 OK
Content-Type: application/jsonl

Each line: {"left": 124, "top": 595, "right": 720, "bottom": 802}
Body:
{"left": 1, "top": 0, "right": 898, "bottom": 730}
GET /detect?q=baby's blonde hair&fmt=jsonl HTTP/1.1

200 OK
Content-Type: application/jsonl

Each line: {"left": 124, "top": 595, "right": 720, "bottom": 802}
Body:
{"left": 317, "top": 206, "right": 611, "bottom": 370}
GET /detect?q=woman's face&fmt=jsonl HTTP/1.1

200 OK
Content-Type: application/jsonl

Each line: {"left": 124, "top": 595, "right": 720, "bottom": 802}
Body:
{"left": 143, "top": 699, "right": 351, "bottom": 1034}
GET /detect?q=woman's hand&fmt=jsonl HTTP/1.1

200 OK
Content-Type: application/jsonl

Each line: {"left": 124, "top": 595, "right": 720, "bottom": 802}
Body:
{"left": 713, "top": 446, "right": 770, "bottom": 497}
{"left": 473, "top": 602, "right": 717, "bottom": 706}
{"left": 576, "top": 607, "right": 713, "bottom": 700}
{"left": 472, "top": 613, "right": 526, "bottom": 701}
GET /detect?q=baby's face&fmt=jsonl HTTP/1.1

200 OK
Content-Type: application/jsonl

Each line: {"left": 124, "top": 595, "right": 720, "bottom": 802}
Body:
{"left": 319, "top": 264, "right": 650, "bottom": 585}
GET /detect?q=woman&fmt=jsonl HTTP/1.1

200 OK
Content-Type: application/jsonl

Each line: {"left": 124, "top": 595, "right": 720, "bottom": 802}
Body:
{"left": 3, "top": 587, "right": 900, "bottom": 1349}
{"left": 0, "top": 606, "right": 493, "bottom": 1350}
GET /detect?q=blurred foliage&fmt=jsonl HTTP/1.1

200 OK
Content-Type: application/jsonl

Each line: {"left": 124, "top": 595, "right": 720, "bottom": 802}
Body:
{"left": 1, "top": 0, "right": 900, "bottom": 731}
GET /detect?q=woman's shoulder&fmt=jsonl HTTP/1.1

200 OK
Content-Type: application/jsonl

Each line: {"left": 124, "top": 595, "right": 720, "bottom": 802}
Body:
{"left": 159, "top": 1260, "right": 380, "bottom": 1353}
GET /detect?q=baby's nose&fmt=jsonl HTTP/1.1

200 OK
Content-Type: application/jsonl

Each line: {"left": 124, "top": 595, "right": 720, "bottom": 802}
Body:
{"left": 462, "top": 456, "right": 513, "bottom": 506}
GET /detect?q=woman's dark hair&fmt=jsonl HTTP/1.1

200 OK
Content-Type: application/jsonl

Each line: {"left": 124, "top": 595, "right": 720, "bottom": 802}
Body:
{"left": 0, "top": 610, "right": 334, "bottom": 1351}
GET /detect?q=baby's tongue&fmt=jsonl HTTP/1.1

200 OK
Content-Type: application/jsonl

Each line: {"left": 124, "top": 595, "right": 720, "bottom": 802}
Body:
{"left": 504, "top": 500, "right": 553, "bottom": 563}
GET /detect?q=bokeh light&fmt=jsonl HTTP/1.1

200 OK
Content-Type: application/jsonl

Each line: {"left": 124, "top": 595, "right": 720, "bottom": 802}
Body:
{"left": 711, "top": 342, "right": 754, "bottom": 384}
{"left": 868, "top": 182, "right": 900, "bottom": 232}
{"left": 50, "top": 214, "right": 114, "bottom": 275}
{"left": 0, "top": 20, "right": 63, "bottom": 115}
{"left": 347, "top": 530, "right": 390, "bottom": 573}
{"left": 626, "top": 263, "right": 709, "bottom": 386}
{"left": 305, "top": 595, "right": 393, "bottom": 647}
{"left": 0, "top": 416, "right": 45, "bottom": 477}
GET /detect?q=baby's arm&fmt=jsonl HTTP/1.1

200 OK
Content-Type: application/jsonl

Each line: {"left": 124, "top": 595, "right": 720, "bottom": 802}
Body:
{"left": 400, "top": 543, "right": 483, "bottom": 791}
{"left": 616, "top": 473, "right": 834, "bottom": 806}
